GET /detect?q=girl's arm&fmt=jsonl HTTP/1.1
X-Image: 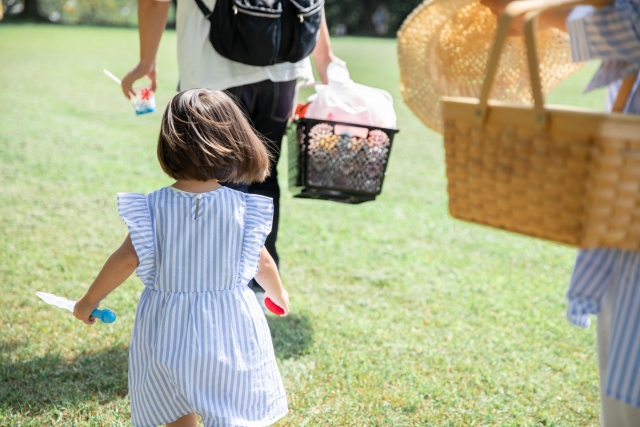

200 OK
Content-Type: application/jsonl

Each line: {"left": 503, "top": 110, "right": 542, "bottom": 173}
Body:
{"left": 255, "top": 247, "right": 290, "bottom": 316}
{"left": 74, "top": 235, "right": 139, "bottom": 325}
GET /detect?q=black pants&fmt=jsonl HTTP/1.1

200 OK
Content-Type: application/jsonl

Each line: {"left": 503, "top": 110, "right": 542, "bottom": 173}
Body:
{"left": 224, "top": 79, "right": 297, "bottom": 291}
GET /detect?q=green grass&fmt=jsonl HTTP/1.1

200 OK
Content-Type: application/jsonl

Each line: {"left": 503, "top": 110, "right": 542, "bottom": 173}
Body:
{"left": 0, "top": 24, "right": 607, "bottom": 426}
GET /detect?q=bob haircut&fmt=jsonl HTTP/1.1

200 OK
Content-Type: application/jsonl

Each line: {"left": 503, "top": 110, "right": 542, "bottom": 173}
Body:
{"left": 157, "top": 89, "right": 270, "bottom": 184}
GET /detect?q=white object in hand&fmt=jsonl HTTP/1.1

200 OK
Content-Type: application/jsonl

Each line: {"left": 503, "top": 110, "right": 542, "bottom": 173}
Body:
{"left": 103, "top": 69, "right": 122, "bottom": 85}
{"left": 36, "top": 291, "right": 76, "bottom": 312}
{"left": 305, "top": 61, "right": 397, "bottom": 129}
{"left": 36, "top": 291, "right": 117, "bottom": 323}
{"left": 102, "top": 68, "right": 155, "bottom": 115}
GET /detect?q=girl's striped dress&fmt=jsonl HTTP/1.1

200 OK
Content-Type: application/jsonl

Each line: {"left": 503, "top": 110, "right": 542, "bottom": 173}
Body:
{"left": 117, "top": 186, "right": 288, "bottom": 427}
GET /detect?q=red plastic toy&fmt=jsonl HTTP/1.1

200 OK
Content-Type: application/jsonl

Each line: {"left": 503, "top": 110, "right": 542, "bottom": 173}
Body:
{"left": 264, "top": 297, "right": 285, "bottom": 316}
{"left": 294, "top": 102, "right": 310, "bottom": 119}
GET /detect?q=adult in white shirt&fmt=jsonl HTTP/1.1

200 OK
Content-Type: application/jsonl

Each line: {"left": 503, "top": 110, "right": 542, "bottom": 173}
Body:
{"left": 120, "top": 0, "right": 339, "bottom": 308}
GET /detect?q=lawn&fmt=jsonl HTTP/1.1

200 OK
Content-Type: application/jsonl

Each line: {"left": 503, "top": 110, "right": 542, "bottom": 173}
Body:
{"left": 0, "top": 24, "right": 607, "bottom": 426}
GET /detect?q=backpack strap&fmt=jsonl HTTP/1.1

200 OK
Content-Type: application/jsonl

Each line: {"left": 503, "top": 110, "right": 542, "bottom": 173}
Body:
{"left": 194, "top": 0, "right": 213, "bottom": 19}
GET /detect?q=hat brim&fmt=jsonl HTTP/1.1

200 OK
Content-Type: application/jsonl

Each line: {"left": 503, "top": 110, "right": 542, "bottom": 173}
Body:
{"left": 398, "top": 0, "right": 583, "bottom": 134}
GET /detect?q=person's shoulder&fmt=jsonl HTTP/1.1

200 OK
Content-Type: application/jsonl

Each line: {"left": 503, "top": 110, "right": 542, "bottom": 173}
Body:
{"left": 245, "top": 194, "right": 273, "bottom": 203}
{"left": 118, "top": 188, "right": 172, "bottom": 205}
{"left": 243, "top": 193, "right": 274, "bottom": 217}
{"left": 117, "top": 192, "right": 148, "bottom": 205}
{"left": 219, "top": 189, "right": 273, "bottom": 211}
{"left": 243, "top": 192, "right": 273, "bottom": 205}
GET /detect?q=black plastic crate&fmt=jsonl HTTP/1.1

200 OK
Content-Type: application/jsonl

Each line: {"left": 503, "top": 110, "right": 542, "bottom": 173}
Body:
{"left": 288, "top": 118, "right": 399, "bottom": 204}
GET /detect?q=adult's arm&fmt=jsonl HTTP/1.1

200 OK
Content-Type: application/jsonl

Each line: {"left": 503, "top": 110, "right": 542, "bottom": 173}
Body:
{"left": 120, "top": 0, "right": 171, "bottom": 98}
{"left": 312, "top": 8, "right": 341, "bottom": 84}
{"left": 565, "top": 1, "right": 640, "bottom": 64}
{"left": 481, "top": 0, "right": 640, "bottom": 59}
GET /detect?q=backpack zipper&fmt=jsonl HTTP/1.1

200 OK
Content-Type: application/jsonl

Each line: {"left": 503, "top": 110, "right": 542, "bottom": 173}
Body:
{"left": 298, "top": 5, "right": 324, "bottom": 24}
{"left": 292, "top": 1, "right": 323, "bottom": 22}
{"left": 233, "top": 5, "right": 281, "bottom": 18}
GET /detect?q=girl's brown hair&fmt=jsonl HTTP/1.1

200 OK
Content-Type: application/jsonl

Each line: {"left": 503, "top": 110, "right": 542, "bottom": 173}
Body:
{"left": 157, "top": 89, "right": 270, "bottom": 184}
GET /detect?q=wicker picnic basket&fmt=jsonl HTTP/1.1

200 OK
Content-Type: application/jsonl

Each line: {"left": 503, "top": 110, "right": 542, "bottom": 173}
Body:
{"left": 442, "top": 0, "right": 640, "bottom": 249}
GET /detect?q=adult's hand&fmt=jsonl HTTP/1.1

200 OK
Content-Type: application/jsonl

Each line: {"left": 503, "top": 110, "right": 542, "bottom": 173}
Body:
{"left": 313, "top": 52, "right": 342, "bottom": 85}
{"left": 480, "top": 0, "right": 512, "bottom": 16}
{"left": 480, "top": 0, "right": 526, "bottom": 36}
{"left": 480, "top": 0, "right": 570, "bottom": 34}
{"left": 121, "top": 61, "right": 157, "bottom": 99}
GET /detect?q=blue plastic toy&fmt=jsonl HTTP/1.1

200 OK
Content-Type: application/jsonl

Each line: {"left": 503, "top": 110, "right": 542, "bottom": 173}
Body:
{"left": 36, "top": 291, "right": 117, "bottom": 324}
{"left": 91, "top": 308, "right": 117, "bottom": 323}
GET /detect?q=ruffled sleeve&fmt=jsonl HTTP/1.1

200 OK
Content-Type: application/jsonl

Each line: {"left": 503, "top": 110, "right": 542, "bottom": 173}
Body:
{"left": 237, "top": 194, "right": 274, "bottom": 287}
{"left": 117, "top": 193, "right": 156, "bottom": 286}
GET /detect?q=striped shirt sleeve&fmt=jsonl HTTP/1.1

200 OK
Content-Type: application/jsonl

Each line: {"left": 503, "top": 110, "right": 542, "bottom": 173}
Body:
{"left": 566, "top": 249, "right": 619, "bottom": 328}
{"left": 567, "top": 0, "right": 640, "bottom": 64}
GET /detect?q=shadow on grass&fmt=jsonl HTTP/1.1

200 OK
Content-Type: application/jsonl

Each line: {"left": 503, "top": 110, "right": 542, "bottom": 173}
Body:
{"left": 0, "top": 315, "right": 312, "bottom": 413}
{"left": 0, "top": 344, "right": 129, "bottom": 413}
{"left": 267, "top": 312, "right": 314, "bottom": 359}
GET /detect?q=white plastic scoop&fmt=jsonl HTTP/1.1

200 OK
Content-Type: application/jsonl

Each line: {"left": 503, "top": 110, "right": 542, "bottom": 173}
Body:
{"left": 36, "top": 291, "right": 116, "bottom": 323}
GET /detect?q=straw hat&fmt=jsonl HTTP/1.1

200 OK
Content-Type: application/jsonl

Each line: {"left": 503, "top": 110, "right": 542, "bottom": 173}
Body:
{"left": 397, "top": 0, "right": 582, "bottom": 134}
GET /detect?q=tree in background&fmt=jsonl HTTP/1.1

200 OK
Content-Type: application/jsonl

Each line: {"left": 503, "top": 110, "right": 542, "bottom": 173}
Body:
{"left": 2, "top": 0, "right": 422, "bottom": 35}
{"left": 23, "top": 0, "right": 38, "bottom": 17}
{"left": 325, "top": 0, "right": 423, "bottom": 36}
{"left": 1, "top": 0, "right": 150, "bottom": 25}
{"left": 1, "top": 0, "right": 38, "bottom": 18}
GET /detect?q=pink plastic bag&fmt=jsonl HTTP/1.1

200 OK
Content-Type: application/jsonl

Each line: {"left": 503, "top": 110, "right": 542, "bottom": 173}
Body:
{"left": 305, "top": 62, "right": 397, "bottom": 129}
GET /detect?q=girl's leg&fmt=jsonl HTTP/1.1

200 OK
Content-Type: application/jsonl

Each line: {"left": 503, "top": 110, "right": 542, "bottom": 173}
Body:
{"left": 166, "top": 413, "right": 198, "bottom": 427}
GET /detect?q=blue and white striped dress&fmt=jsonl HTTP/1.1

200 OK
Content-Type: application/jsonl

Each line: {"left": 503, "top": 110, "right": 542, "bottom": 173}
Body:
{"left": 565, "top": 0, "right": 640, "bottom": 408}
{"left": 117, "top": 186, "right": 288, "bottom": 427}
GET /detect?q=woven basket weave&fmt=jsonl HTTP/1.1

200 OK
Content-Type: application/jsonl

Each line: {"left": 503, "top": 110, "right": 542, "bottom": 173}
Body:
{"left": 443, "top": 0, "right": 640, "bottom": 249}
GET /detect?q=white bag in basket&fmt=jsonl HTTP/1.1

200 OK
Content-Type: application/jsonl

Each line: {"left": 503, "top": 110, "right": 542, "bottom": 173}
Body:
{"left": 305, "top": 62, "right": 397, "bottom": 129}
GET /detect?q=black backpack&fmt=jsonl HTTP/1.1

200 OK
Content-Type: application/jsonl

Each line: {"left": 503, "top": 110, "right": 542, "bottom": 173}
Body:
{"left": 194, "top": 0, "right": 324, "bottom": 67}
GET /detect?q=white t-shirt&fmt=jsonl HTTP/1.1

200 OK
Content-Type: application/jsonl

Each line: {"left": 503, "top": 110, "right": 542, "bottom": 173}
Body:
{"left": 162, "top": 0, "right": 315, "bottom": 91}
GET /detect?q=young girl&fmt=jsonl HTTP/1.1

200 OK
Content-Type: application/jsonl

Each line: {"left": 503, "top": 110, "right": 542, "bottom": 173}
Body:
{"left": 73, "top": 89, "right": 290, "bottom": 427}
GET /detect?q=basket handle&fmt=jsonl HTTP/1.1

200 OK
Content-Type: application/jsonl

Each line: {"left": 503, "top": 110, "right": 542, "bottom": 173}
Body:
{"left": 475, "top": 0, "right": 613, "bottom": 127}
{"left": 611, "top": 73, "right": 636, "bottom": 113}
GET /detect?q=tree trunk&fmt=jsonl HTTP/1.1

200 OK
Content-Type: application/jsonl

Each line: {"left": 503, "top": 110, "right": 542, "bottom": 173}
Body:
{"left": 358, "top": 0, "right": 377, "bottom": 35}
{"left": 22, "top": 0, "right": 40, "bottom": 18}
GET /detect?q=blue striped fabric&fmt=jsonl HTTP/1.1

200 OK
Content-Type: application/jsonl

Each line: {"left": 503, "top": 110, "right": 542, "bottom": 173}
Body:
{"left": 566, "top": 249, "right": 619, "bottom": 328}
{"left": 566, "top": 0, "right": 640, "bottom": 407}
{"left": 118, "top": 186, "right": 287, "bottom": 427}
{"left": 118, "top": 193, "right": 156, "bottom": 286}
{"left": 567, "top": 2, "right": 640, "bottom": 94}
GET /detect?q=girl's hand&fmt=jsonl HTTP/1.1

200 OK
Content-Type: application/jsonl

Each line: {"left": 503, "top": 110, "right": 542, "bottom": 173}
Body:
{"left": 266, "top": 289, "right": 290, "bottom": 316}
{"left": 73, "top": 294, "right": 100, "bottom": 325}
